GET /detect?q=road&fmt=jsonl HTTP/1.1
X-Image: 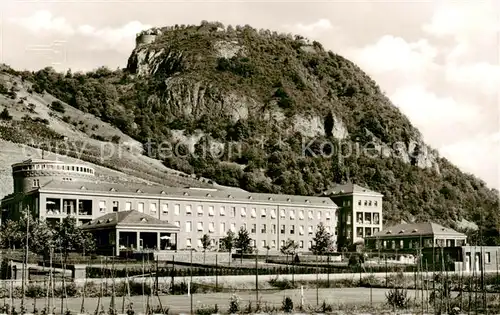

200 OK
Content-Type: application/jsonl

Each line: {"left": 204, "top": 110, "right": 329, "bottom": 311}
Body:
{"left": 4, "top": 287, "right": 418, "bottom": 314}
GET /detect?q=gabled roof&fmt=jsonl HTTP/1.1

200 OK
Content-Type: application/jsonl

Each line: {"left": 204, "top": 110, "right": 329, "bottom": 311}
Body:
{"left": 38, "top": 180, "right": 335, "bottom": 207}
{"left": 321, "top": 183, "right": 383, "bottom": 197}
{"left": 80, "top": 210, "right": 180, "bottom": 230}
{"left": 368, "top": 222, "right": 466, "bottom": 238}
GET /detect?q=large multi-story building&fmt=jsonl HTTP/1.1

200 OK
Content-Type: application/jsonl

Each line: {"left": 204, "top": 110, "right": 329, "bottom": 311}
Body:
{"left": 1, "top": 159, "right": 338, "bottom": 254}
{"left": 321, "top": 183, "right": 384, "bottom": 250}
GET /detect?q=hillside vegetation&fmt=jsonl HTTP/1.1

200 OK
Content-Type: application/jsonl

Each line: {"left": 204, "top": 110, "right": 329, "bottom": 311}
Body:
{"left": 2, "top": 21, "right": 498, "bottom": 245}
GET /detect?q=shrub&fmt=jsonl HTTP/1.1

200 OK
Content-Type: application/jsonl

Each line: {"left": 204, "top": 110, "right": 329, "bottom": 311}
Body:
{"left": 385, "top": 287, "right": 410, "bottom": 309}
{"left": 0, "top": 108, "right": 12, "bottom": 121}
{"left": 51, "top": 101, "right": 65, "bottom": 113}
{"left": 228, "top": 294, "right": 240, "bottom": 314}
{"left": 195, "top": 304, "right": 218, "bottom": 315}
{"left": 281, "top": 296, "right": 294, "bottom": 313}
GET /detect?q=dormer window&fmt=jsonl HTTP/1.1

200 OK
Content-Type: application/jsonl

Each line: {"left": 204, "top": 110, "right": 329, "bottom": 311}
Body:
{"left": 248, "top": 196, "right": 253, "bottom": 200}
{"left": 268, "top": 197, "right": 273, "bottom": 201}
{"left": 107, "top": 218, "right": 113, "bottom": 223}
{"left": 136, "top": 189, "right": 143, "bottom": 193}
{"left": 228, "top": 194, "right": 233, "bottom": 198}
{"left": 184, "top": 192, "right": 189, "bottom": 196}
{"left": 386, "top": 230, "right": 392, "bottom": 234}
{"left": 141, "top": 218, "right": 147, "bottom": 222}
{"left": 206, "top": 193, "right": 212, "bottom": 197}
{"left": 412, "top": 229, "right": 418, "bottom": 233}
{"left": 80, "top": 186, "right": 86, "bottom": 190}
{"left": 161, "top": 191, "right": 166, "bottom": 195}
{"left": 110, "top": 188, "right": 116, "bottom": 192}
{"left": 287, "top": 198, "right": 291, "bottom": 202}
{"left": 399, "top": 230, "right": 405, "bottom": 234}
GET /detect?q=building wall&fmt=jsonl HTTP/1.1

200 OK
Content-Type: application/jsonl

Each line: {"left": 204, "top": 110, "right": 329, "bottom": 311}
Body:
{"left": 36, "top": 191, "right": 336, "bottom": 252}
{"left": 460, "top": 246, "right": 500, "bottom": 272}
{"left": 330, "top": 193, "right": 383, "bottom": 249}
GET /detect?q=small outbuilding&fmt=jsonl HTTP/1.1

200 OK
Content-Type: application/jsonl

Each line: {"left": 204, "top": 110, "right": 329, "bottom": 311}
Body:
{"left": 81, "top": 210, "right": 180, "bottom": 256}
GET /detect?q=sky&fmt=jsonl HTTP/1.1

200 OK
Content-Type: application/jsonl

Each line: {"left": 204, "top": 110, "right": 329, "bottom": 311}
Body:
{"left": 1, "top": 0, "right": 499, "bottom": 189}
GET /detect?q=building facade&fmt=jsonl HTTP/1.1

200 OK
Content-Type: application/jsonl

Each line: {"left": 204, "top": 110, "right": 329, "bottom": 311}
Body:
{"left": 364, "top": 222, "right": 468, "bottom": 252}
{"left": 1, "top": 159, "right": 338, "bottom": 254}
{"left": 321, "top": 183, "right": 384, "bottom": 249}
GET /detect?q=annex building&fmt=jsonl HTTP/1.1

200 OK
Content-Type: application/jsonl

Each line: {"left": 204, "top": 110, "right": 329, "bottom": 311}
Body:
{"left": 0, "top": 158, "right": 368, "bottom": 255}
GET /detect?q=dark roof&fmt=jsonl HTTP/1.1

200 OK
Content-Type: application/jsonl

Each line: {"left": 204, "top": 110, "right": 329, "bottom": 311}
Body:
{"left": 321, "top": 183, "right": 383, "bottom": 197}
{"left": 39, "top": 180, "right": 335, "bottom": 207}
{"left": 367, "top": 222, "right": 466, "bottom": 238}
{"left": 80, "top": 210, "right": 180, "bottom": 230}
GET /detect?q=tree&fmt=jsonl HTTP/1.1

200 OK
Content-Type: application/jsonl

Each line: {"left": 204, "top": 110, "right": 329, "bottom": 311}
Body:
{"left": 235, "top": 227, "right": 252, "bottom": 263}
{"left": 220, "top": 230, "right": 235, "bottom": 266}
{"left": 311, "top": 222, "right": 334, "bottom": 255}
{"left": 280, "top": 238, "right": 298, "bottom": 264}
{"left": 53, "top": 216, "right": 96, "bottom": 263}
{"left": 201, "top": 234, "right": 211, "bottom": 264}
{"left": 0, "top": 108, "right": 12, "bottom": 121}
{"left": 50, "top": 100, "right": 65, "bottom": 113}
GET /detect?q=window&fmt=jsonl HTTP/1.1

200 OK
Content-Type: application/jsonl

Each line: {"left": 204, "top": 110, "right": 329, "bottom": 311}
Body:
{"left": 364, "top": 200, "right": 368, "bottom": 206}
{"left": 365, "top": 227, "right": 372, "bottom": 237}
{"left": 261, "top": 208, "right": 266, "bottom": 218}
{"left": 186, "top": 221, "right": 192, "bottom": 232}
{"left": 174, "top": 221, "right": 180, "bottom": 227}
{"left": 209, "top": 222, "right": 215, "bottom": 233}
{"left": 99, "top": 201, "right": 106, "bottom": 212}
{"left": 112, "top": 201, "right": 119, "bottom": 212}
{"left": 261, "top": 224, "right": 266, "bottom": 233}
{"left": 220, "top": 223, "right": 225, "bottom": 234}
{"left": 317, "top": 211, "right": 322, "bottom": 220}
{"left": 356, "top": 227, "right": 363, "bottom": 237}
{"left": 250, "top": 239, "right": 255, "bottom": 247}
{"left": 251, "top": 224, "right": 256, "bottom": 233}
{"left": 197, "top": 205, "right": 203, "bottom": 216}
{"left": 271, "top": 209, "right": 276, "bottom": 219}
{"left": 374, "top": 201, "right": 378, "bottom": 206}
{"left": 357, "top": 212, "right": 363, "bottom": 224}
{"left": 186, "top": 238, "right": 192, "bottom": 247}
{"left": 241, "top": 207, "right": 247, "bottom": 217}
{"left": 271, "top": 224, "right": 277, "bottom": 234}
{"left": 220, "top": 206, "right": 225, "bottom": 216}
{"left": 149, "top": 203, "right": 157, "bottom": 213}
{"left": 308, "top": 211, "right": 313, "bottom": 220}
{"left": 365, "top": 212, "right": 372, "bottom": 224}
{"left": 299, "top": 210, "right": 304, "bottom": 220}
{"left": 197, "top": 222, "right": 203, "bottom": 232}
{"left": 125, "top": 202, "right": 132, "bottom": 211}
{"left": 290, "top": 225, "right": 295, "bottom": 234}
{"left": 230, "top": 223, "right": 236, "bottom": 232}
{"left": 231, "top": 207, "right": 236, "bottom": 217}
{"left": 485, "top": 252, "right": 491, "bottom": 264}
{"left": 261, "top": 240, "right": 266, "bottom": 248}
{"left": 281, "top": 240, "right": 285, "bottom": 247}
{"left": 242, "top": 223, "right": 247, "bottom": 230}
{"left": 326, "top": 211, "right": 331, "bottom": 220}
{"left": 358, "top": 200, "right": 362, "bottom": 206}
{"left": 208, "top": 206, "right": 215, "bottom": 216}
{"left": 186, "top": 205, "right": 192, "bottom": 215}
{"left": 280, "top": 225, "right": 285, "bottom": 234}
{"left": 299, "top": 225, "right": 304, "bottom": 235}
{"left": 399, "top": 240, "right": 403, "bottom": 248}
{"left": 271, "top": 240, "right": 276, "bottom": 248}
{"left": 197, "top": 239, "right": 203, "bottom": 247}
{"left": 251, "top": 208, "right": 257, "bottom": 218}
{"left": 280, "top": 209, "right": 286, "bottom": 218}
{"left": 174, "top": 204, "right": 180, "bottom": 215}
{"left": 33, "top": 179, "right": 40, "bottom": 187}
{"left": 138, "top": 202, "right": 144, "bottom": 213}
{"left": 308, "top": 241, "right": 312, "bottom": 249}
{"left": 162, "top": 204, "right": 168, "bottom": 214}
{"left": 289, "top": 210, "right": 295, "bottom": 220}
{"left": 299, "top": 241, "right": 304, "bottom": 248}
{"left": 308, "top": 226, "right": 313, "bottom": 235}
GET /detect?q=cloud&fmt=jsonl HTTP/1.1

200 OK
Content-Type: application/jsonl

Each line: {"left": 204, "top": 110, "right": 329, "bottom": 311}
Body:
{"left": 446, "top": 62, "right": 500, "bottom": 96}
{"left": 282, "top": 18, "right": 334, "bottom": 37}
{"left": 390, "top": 85, "right": 481, "bottom": 145}
{"left": 349, "top": 35, "right": 438, "bottom": 79}
{"left": 10, "top": 10, "right": 151, "bottom": 52}
{"left": 9, "top": 10, "right": 74, "bottom": 35}
{"left": 440, "top": 132, "right": 500, "bottom": 187}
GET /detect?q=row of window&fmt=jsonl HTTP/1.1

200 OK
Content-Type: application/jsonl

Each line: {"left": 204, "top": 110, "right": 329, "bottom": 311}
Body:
{"left": 19, "top": 164, "right": 94, "bottom": 174}
{"left": 375, "top": 238, "right": 466, "bottom": 249}
{"left": 356, "top": 227, "right": 380, "bottom": 238}
{"left": 355, "top": 212, "right": 381, "bottom": 225}
{"left": 97, "top": 201, "right": 334, "bottom": 220}
{"left": 185, "top": 237, "right": 316, "bottom": 250}
{"left": 340, "top": 200, "right": 380, "bottom": 207}
{"left": 183, "top": 221, "right": 334, "bottom": 235}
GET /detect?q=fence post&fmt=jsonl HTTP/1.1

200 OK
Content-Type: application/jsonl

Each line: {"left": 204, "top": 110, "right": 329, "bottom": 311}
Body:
{"left": 215, "top": 253, "right": 218, "bottom": 292}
